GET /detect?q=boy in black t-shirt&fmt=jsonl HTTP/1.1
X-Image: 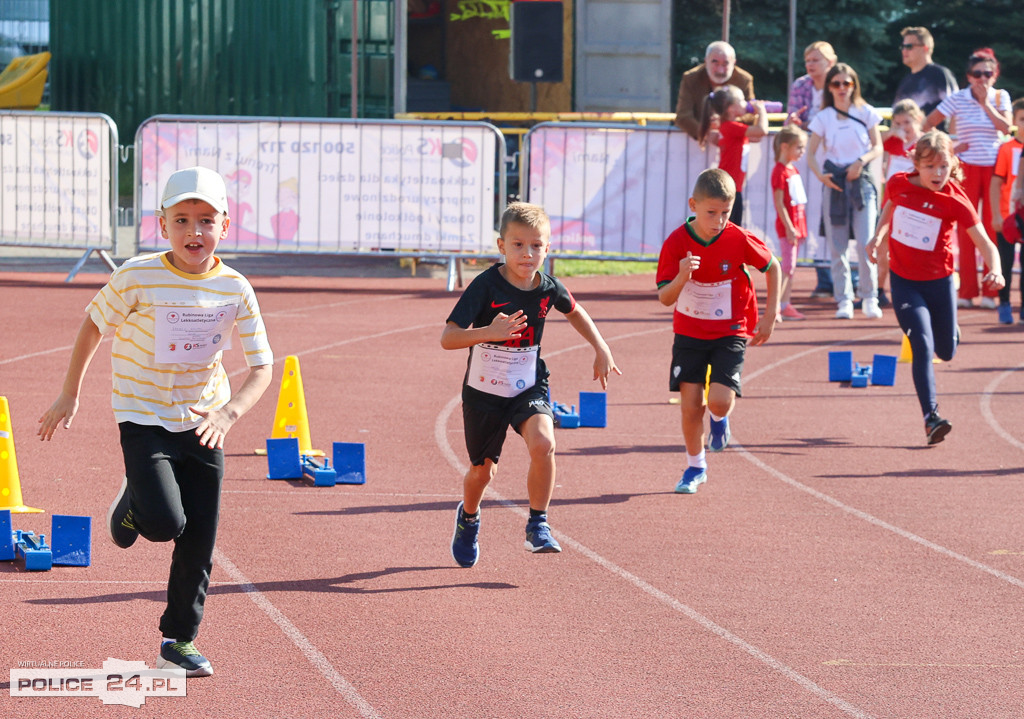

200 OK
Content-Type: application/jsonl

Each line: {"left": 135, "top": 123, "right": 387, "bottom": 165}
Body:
{"left": 441, "top": 202, "right": 620, "bottom": 567}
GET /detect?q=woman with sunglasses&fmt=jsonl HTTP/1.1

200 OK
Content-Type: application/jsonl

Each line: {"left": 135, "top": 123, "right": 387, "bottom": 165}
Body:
{"left": 807, "top": 63, "right": 884, "bottom": 319}
{"left": 924, "top": 48, "right": 1011, "bottom": 309}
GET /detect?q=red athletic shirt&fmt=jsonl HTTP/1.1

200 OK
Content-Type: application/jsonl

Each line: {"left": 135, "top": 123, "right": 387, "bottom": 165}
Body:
{"left": 656, "top": 219, "right": 774, "bottom": 339}
{"left": 770, "top": 162, "right": 807, "bottom": 240}
{"left": 884, "top": 172, "right": 980, "bottom": 281}
{"left": 718, "top": 121, "right": 749, "bottom": 191}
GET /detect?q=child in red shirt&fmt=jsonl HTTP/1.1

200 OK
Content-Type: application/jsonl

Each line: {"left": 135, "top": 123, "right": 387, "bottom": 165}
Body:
{"left": 988, "top": 98, "right": 1024, "bottom": 323}
{"left": 656, "top": 168, "right": 780, "bottom": 493}
{"left": 883, "top": 99, "right": 924, "bottom": 180}
{"left": 698, "top": 86, "right": 768, "bottom": 226}
{"left": 771, "top": 124, "right": 809, "bottom": 320}
{"left": 867, "top": 131, "right": 1003, "bottom": 444}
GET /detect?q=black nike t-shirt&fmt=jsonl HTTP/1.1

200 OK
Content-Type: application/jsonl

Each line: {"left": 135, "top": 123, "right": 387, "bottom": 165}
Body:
{"left": 447, "top": 264, "right": 576, "bottom": 401}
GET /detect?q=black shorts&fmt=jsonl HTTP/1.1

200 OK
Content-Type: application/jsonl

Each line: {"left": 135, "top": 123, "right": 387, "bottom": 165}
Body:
{"left": 462, "top": 384, "right": 554, "bottom": 466}
{"left": 669, "top": 334, "right": 746, "bottom": 396}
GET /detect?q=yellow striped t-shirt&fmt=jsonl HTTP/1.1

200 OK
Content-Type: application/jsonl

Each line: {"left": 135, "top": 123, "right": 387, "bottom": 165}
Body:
{"left": 87, "top": 251, "right": 274, "bottom": 432}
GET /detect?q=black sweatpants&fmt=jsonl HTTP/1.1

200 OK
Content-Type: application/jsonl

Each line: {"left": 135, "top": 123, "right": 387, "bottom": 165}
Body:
{"left": 119, "top": 422, "right": 223, "bottom": 642}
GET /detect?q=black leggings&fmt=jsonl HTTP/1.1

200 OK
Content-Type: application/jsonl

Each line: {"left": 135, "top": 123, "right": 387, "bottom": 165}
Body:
{"left": 119, "top": 422, "right": 223, "bottom": 642}
{"left": 890, "top": 272, "right": 957, "bottom": 417}
{"left": 996, "top": 233, "right": 1024, "bottom": 311}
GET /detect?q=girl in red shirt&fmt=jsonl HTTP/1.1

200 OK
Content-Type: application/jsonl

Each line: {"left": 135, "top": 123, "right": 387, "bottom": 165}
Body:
{"left": 771, "top": 124, "right": 809, "bottom": 320}
{"left": 867, "top": 130, "right": 1003, "bottom": 444}
{"left": 698, "top": 86, "right": 768, "bottom": 226}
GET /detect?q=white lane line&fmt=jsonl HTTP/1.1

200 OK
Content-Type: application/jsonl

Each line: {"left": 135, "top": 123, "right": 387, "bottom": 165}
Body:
{"left": 979, "top": 361, "right": 1024, "bottom": 451}
{"left": 214, "top": 548, "right": 382, "bottom": 719}
{"left": 738, "top": 331, "right": 1024, "bottom": 591}
{"left": 433, "top": 333, "right": 875, "bottom": 718}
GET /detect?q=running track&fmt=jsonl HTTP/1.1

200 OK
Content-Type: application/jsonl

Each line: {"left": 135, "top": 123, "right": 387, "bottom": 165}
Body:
{"left": 2, "top": 265, "right": 1024, "bottom": 718}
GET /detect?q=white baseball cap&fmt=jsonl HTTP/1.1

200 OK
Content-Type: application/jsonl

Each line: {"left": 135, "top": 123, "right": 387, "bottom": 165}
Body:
{"left": 157, "top": 166, "right": 229, "bottom": 215}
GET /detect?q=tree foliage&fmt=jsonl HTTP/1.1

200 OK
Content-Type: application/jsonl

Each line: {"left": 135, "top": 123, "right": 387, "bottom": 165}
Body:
{"left": 671, "top": 0, "right": 1024, "bottom": 110}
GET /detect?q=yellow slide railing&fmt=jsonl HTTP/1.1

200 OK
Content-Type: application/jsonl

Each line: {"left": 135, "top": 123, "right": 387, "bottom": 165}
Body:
{"left": 0, "top": 52, "right": 51, "bottom": 110}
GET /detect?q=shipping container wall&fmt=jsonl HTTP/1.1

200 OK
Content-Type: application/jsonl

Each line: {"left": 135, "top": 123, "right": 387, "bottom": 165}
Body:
{"left": 49, "top": 0, "right": 393, "bottom": 143}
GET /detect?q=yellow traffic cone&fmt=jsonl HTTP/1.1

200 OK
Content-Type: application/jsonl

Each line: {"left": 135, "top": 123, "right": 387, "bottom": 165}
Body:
{"left": 262, "top": 356, "right": 323, "bottom": 456}
{"left": 898, "top": 333, "right": 941, "bottom": 364}
{"left": 899, "top": 334, "right": 913, "bottom": 363}
{"left": 0, "top": 396, "right": 43, "bottom": 513}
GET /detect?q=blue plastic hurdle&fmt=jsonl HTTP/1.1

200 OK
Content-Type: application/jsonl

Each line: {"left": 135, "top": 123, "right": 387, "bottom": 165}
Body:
{"left": 1, "top": 509, "right": 91, "bottom": 571}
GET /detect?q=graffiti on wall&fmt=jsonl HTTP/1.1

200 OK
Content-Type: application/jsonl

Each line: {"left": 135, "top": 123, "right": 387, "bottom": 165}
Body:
{"left": 450, "top": 0, "right": 511, "bottom": 38}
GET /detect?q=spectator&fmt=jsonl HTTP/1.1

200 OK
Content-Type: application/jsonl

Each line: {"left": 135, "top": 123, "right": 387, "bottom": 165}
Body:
{"left": 788, "top": 41, "right": 837, "bottom": 127}
{"left": 807, "top": 63, "right": 884, "bottom": 320}
{"left": 894, "top": 27, "right": 958, "bottom": 117}
{"left": 924, "top": 48, "right": 1011, "bottom": 308}
{"left": 788, "top": 41, "right": 838, "bottom": 299}
{"left": 674, "top": 41, "right": 754, "bottom": 141}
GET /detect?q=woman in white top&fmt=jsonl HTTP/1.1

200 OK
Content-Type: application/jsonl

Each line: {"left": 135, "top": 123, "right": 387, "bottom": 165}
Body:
{"left": 924, "top": 48, "right": 1011, "bottom": 307}
{"left": 807, "top": 63, "right": 884, "bottom": 319}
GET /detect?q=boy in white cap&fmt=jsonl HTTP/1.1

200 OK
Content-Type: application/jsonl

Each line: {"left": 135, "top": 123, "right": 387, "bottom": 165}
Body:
{"left": 38, "top": 166, "right": 274, "bottom": 677}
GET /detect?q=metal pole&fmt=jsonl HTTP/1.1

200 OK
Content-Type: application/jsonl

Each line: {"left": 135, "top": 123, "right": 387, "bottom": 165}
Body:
{"left": 722, "top": 0, "right": 730, "bottom": 43}
{"left": 351, "top": 0, "right": 359, "bottom": 118}
{"left": 786, "top": 0, "right": 796, "bottom": 99}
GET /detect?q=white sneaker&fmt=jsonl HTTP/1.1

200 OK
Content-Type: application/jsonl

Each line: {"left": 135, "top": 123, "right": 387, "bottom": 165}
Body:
{"left": 862, "top": 298, "right": 883, "bottom": 319}
{"left": 957, "top": 298, "right": 974, "bottom": 309}
{"left": 835, "top": 300, "right": 854, "bottom": 319}
{"left": 980, "top": 296, "right": 997, "bottom": 309}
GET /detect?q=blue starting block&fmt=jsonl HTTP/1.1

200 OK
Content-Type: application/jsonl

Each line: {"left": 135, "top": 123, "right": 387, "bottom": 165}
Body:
{"left": 851, "top": 363, "right": 871, "bottom": 388}
{"left": 871, "top": 354, "right": 897, "bottom": 386}
{"left": 333, "top": 442, "right": 366, "bottom": 485}
{"left": 552, "top": 402, "right": 580, "bottom": 428}
{"left": 552, "top": 391, "right": 608, "bottom": 429}
{"left": 266, "top": 437, "right": 365, "bottom": 486}
{"left": 14, "top": 529, "right": 51, "bottom": 571}
{"left": 1, "top": 510, "right": 91, "bottom": 571}
{"left": 579, "top": 392, "right": 607, "bottom": 427}
{"left": 828, "top": 351, "right": 854, "bottom": 382}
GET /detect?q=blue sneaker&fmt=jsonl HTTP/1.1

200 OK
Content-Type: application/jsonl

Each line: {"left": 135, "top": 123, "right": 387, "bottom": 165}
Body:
{"left": 999, "top": 303, "right": 1013, "bottom": 324}
{"left": 674, "top": 466, "right": 707, "bottom": 494}
{"left": 524, "top": 516, "right": 561, "bottom": 553}
{"left": 708, "top": 416, "right": 730, "bottom": 452}
{"left": 451, "top": 502, "right": 480, "bottom": 568}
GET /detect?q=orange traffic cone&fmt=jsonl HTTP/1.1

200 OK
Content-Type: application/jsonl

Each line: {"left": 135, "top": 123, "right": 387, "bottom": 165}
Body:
{"left": 0, "top": 396, "right": 43, "bottom": 513}
{"left": 258, "top": 356, "right": 323, "bottom": 456}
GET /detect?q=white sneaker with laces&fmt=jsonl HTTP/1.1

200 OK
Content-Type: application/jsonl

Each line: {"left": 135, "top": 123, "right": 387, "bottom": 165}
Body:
{"left": 862, "top": 298, "right": 883, "bottom": 319}
{"left": 980, "top": 296, "right": 997, "bottom": 309}
{"left": 835, "top": 299, "right": 854, "bottom": 319}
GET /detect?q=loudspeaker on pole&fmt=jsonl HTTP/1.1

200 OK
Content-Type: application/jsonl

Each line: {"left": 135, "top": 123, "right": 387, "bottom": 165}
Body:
{"left": 510, "top": 1, "right": 564, "bottom": 83}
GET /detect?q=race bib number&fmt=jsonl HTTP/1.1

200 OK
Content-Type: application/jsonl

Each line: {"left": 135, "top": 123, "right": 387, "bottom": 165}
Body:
{"left": 468, "top": 343, "right": 539, "bottom": 398}
{"left": 154, "top": 304, "right": 236, "bottom": 364}
{"left": 787, "top": 173, "right": 808, "bottom": 205}
{"left": 892, "top": 206, "right": 942, "bottom": 252}
{"left": 676, "top": 279, "right": 732, "bottom": 320}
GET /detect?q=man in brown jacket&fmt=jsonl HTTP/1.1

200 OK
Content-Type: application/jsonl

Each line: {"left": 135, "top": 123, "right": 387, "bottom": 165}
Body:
{"left": 674, "top": 41, "right": 755, "bottom": 141}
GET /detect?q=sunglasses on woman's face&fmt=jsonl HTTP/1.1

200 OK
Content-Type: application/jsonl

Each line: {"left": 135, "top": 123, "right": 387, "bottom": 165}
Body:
{"left": 969, "top": 70, "right": 995, "bottom": 79}
{"left": 830, "top": 80, "right": 854, "bottom": 88}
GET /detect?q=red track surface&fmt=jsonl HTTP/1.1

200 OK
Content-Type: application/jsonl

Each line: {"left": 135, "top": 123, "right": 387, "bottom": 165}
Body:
{"left": 3, "top": 265, "right": 1024, "bottom": 718}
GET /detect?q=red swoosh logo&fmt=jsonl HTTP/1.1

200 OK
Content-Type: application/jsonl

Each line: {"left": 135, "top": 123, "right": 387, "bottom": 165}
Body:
{"left": 490, "top": 301, "right": 511, "bottom": 308}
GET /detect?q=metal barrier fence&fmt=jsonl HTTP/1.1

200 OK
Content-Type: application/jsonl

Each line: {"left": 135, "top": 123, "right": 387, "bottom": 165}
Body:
{"left": 134, "top": 115, "right": 505, "bottom": 287}
{"left": 0, "top": 110, "right": 118, "bottom": 279}
{"left": 523, "top": 121, "right": 848, "bottom": 265}
{"left": 3, "top": 110, "right": 894, "bottom": 285}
